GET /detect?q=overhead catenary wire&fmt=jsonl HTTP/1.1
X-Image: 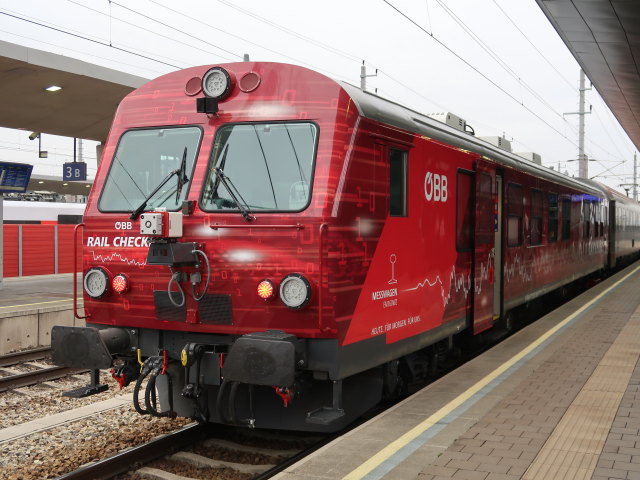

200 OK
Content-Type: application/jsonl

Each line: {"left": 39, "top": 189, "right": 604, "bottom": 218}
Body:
{"left": 433, "top": 0, "right": 569, "bottom": 123}
{"left": 491, "top": 0, "right": 576, "bottom": 92}
{"left": 0, "top": 0, "right": 592, "bottom": 154}
{"left": 100, "top": 0, "right": 242, "bottom": 60}
{"left": 0, "top": 0, "right": 634, "bottom": 189}
{"left": 0, "top": 9, "right": 185, "bottom": 69}
{"left": 381, "top": 2, "right": 629, "bottom": 180}
{"left": 0, "top": 27, "right": 168, "bottom": 77}
{"left": 214, "top": 0, "right": 362, "bottom": 63}
{"left": 592, "top": 106, "right": 633, "bottom": 161}
{"left": 382, "top": 0, "right": 581, "bottom": 151}
{"left": 144, "top": 0, "right": 355, "bottom": 83}
{"left": 601, "top": 99, "right": 638, "bottom": 148}
{"left": 383, "top": 1, "right": 628, "bottom": 179}
{"left": 66, "top": 0, "right": 238, "bottom": 62}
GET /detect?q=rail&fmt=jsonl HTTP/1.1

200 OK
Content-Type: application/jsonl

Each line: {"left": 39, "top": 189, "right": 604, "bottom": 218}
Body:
{"left": 0, "top": 347, "right": 52, "bottom": 368}
{"left": 54, "top": 423, "right": 209, "bottom": 480}
{"left": 73, "top": 223, "right": 88, "bottom": 320}
{"left": 0, "top": 365, "right": 87, "bottom": 392}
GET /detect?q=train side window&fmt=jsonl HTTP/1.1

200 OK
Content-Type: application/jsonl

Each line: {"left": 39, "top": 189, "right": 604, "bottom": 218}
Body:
{"left": 507, "top": 183, "right": 523, "bottom": 247}
{"left": 562, "top": 197, "right": 571, "bottom": 240}
{"left": 456, "top": 170, "right": 474, "bottom": 251}
{"left": 548, "top": 193, "right": 558, "bottom": 243}
{"left": 530, "top": 188, "right": 543, "bottom": 246}
{"left": 390, "top": 149, "right": 407, "bottom": 217}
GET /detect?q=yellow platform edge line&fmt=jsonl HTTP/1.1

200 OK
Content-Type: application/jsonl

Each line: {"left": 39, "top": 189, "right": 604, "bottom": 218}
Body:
{"left": 0, "top": 299, "right": 73, "bottom": 310}
{"left": 342, "top": 264, "right": 640, "bottom": 480}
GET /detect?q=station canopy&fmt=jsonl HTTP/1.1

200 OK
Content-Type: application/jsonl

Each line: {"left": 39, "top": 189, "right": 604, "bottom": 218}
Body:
{"left": 0, "top": 40, "right": 147, "bottom": 195}
{"left": 536, "top": 0, "right": 640, "bottom": 152}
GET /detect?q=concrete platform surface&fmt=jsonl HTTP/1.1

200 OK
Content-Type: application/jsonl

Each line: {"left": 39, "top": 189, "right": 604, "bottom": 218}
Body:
{"left": 0, "top": 274, "right": 83, "bottom": 354}
{"left": 0, "top": 273, "right": 79, "bottom": 310}
{"left": 274, "top": 262, "right": 640, "bottom": 480}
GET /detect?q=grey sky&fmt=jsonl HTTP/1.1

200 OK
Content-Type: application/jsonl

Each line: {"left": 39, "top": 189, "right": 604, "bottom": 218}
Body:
{"left": 0, "top": 0, "right": 636, "bottom": 193}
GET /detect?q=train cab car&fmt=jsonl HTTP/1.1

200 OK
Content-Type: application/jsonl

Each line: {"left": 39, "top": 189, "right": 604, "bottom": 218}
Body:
{"left": 51, "top": 62, "right": 638, "bottom": 432}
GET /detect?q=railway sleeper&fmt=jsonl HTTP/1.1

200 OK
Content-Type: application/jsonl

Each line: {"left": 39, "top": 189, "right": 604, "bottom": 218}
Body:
{"left": 171, "top": 451, "right": 275, "bottom": 474}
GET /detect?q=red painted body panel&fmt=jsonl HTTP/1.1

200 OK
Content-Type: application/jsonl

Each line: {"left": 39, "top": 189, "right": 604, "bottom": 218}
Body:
{"left": 83, "top": 63, "right": 359, "bottom": 339}
{"left": 54, "top": 61, "right": 640, "bottom": 431}
{"left": 80, "top": 62, "right": 627, "bottom": 355}
{"left": 499, "top": 169, "right": 607, "bottom": 310}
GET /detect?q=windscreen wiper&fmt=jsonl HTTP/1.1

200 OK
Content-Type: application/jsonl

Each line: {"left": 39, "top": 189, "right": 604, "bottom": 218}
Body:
{"left": 129, "top": 147, "right": 190, "bottom": 220}
{"left": 211, "top": 144, "right": 229, "bottom": 198}
{"left": 212, "top": 167, "right": 255, "bottom": 222}
{"left": 175, "top": 147, "right": 189, "bottom": 203}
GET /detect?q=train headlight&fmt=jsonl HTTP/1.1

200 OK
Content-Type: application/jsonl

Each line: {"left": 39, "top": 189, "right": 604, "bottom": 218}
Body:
{"left": 202, "top": 67, "right": 233, "bottom": 100}
{"left": 257, "top": 279, "right": 277, "bottom": 301}
{"left": 84, "top": 267, "right": 110, "bottom": 299}
{"left": 112, "top": 274, "right": 129, "bottom": 294}
{"left": 279, "top": 274, "right": 311, "bottom": 310}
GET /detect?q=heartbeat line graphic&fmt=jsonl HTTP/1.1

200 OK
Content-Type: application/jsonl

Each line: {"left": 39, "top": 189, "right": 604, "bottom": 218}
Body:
{"left": 404, "top": 249, "right": 494, "bottom": 306}
{"left": 90, "top": 251, "right": 147, "bottom": 267}
{"left": 404, "top": 238, "right": 605, "bottom": 308}
{"left": 503, "top": 238, "right": 605, "bottom": 284}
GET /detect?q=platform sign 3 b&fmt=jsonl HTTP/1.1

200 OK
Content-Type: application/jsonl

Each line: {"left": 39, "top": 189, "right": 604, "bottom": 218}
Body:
{"left": 63, "top": 162, "right": 87, "bottom": 181}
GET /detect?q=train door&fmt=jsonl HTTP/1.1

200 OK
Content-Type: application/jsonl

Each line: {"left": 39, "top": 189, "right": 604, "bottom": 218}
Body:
{"left": 473, "top": 160, "right": 496, "bottom": 334}
{"left": 493, "top": 175, "right": 503, "bottom": 320}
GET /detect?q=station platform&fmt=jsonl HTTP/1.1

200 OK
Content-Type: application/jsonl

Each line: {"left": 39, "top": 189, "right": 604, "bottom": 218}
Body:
{"left": 275, "top": 261, "right": 640, "bottom": 480}
{"left": 0, "top": 274, "right": 82, "bottom": 354}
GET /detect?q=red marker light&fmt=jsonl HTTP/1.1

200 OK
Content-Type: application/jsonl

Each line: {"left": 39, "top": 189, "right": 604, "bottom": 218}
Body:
{"left": 112, "top": 274, "right": 129, "bottom": 294}
{"left": 257, "top": 280, "right": 276, "bottom": 301}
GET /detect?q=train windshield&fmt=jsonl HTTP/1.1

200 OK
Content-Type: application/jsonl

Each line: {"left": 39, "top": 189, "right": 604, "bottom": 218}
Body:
{"left": 201, "top": 122, "right": 317, "bottom": 212}
{"left": 99, "top": 127, "right": 201, "bottom": 212}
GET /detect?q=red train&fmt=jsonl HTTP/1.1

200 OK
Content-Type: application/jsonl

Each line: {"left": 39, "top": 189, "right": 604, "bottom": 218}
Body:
{"left": 52, "top": 62, "right": 640, "bottom": 431}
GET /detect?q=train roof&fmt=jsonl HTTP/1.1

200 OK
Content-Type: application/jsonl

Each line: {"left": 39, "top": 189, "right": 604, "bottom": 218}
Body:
{"left": 582, "top": 180, "right": 640, "bottom": 210}
{"left": 340, "top": 81, "right": 608, "bottom": 198}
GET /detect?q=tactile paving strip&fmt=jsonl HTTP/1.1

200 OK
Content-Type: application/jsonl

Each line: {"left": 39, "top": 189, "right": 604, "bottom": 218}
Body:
{"left": 523, "top": 312, "right": 640, "bottom": 479}
{"left": 416, "top": 267, "right": 640, "bottom": 480}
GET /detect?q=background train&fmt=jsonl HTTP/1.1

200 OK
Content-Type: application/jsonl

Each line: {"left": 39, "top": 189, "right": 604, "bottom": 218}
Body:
{"left": 52, "top": 62, "right": 640, "bottom": 432}
{"left": 2, "top": 200, "right": 85, "bottom": 224}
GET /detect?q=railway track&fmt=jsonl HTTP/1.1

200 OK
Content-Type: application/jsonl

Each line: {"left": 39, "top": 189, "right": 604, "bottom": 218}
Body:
{"left": 0, "top": 346, "right": 52, "bottom": 367}
{"left": 0, "top": 347, "right": 87, "bottom": 392}
{"left": 54, "top": 423, "right": 330, "bottom": 480}
{"left": 54, "top": 423, "right": 210, "bottom": 480}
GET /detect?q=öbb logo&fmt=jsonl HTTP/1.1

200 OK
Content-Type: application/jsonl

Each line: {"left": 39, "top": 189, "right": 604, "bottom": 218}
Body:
{"left": 424, "top": 172, "right": 448, "bottom": 202}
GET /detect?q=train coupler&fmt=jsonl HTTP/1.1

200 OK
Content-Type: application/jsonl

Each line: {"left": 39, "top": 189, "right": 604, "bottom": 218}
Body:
{"left": 110, "top": 363, "right": 139, "bottom": 390}
{"left": 273, "top": 386, "right": 294, "bottom": 407}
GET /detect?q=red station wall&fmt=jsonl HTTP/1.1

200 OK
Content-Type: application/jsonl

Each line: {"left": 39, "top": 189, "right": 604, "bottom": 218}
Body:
{"left": 3, "top": 224, "right": 81, "bottom": 277}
